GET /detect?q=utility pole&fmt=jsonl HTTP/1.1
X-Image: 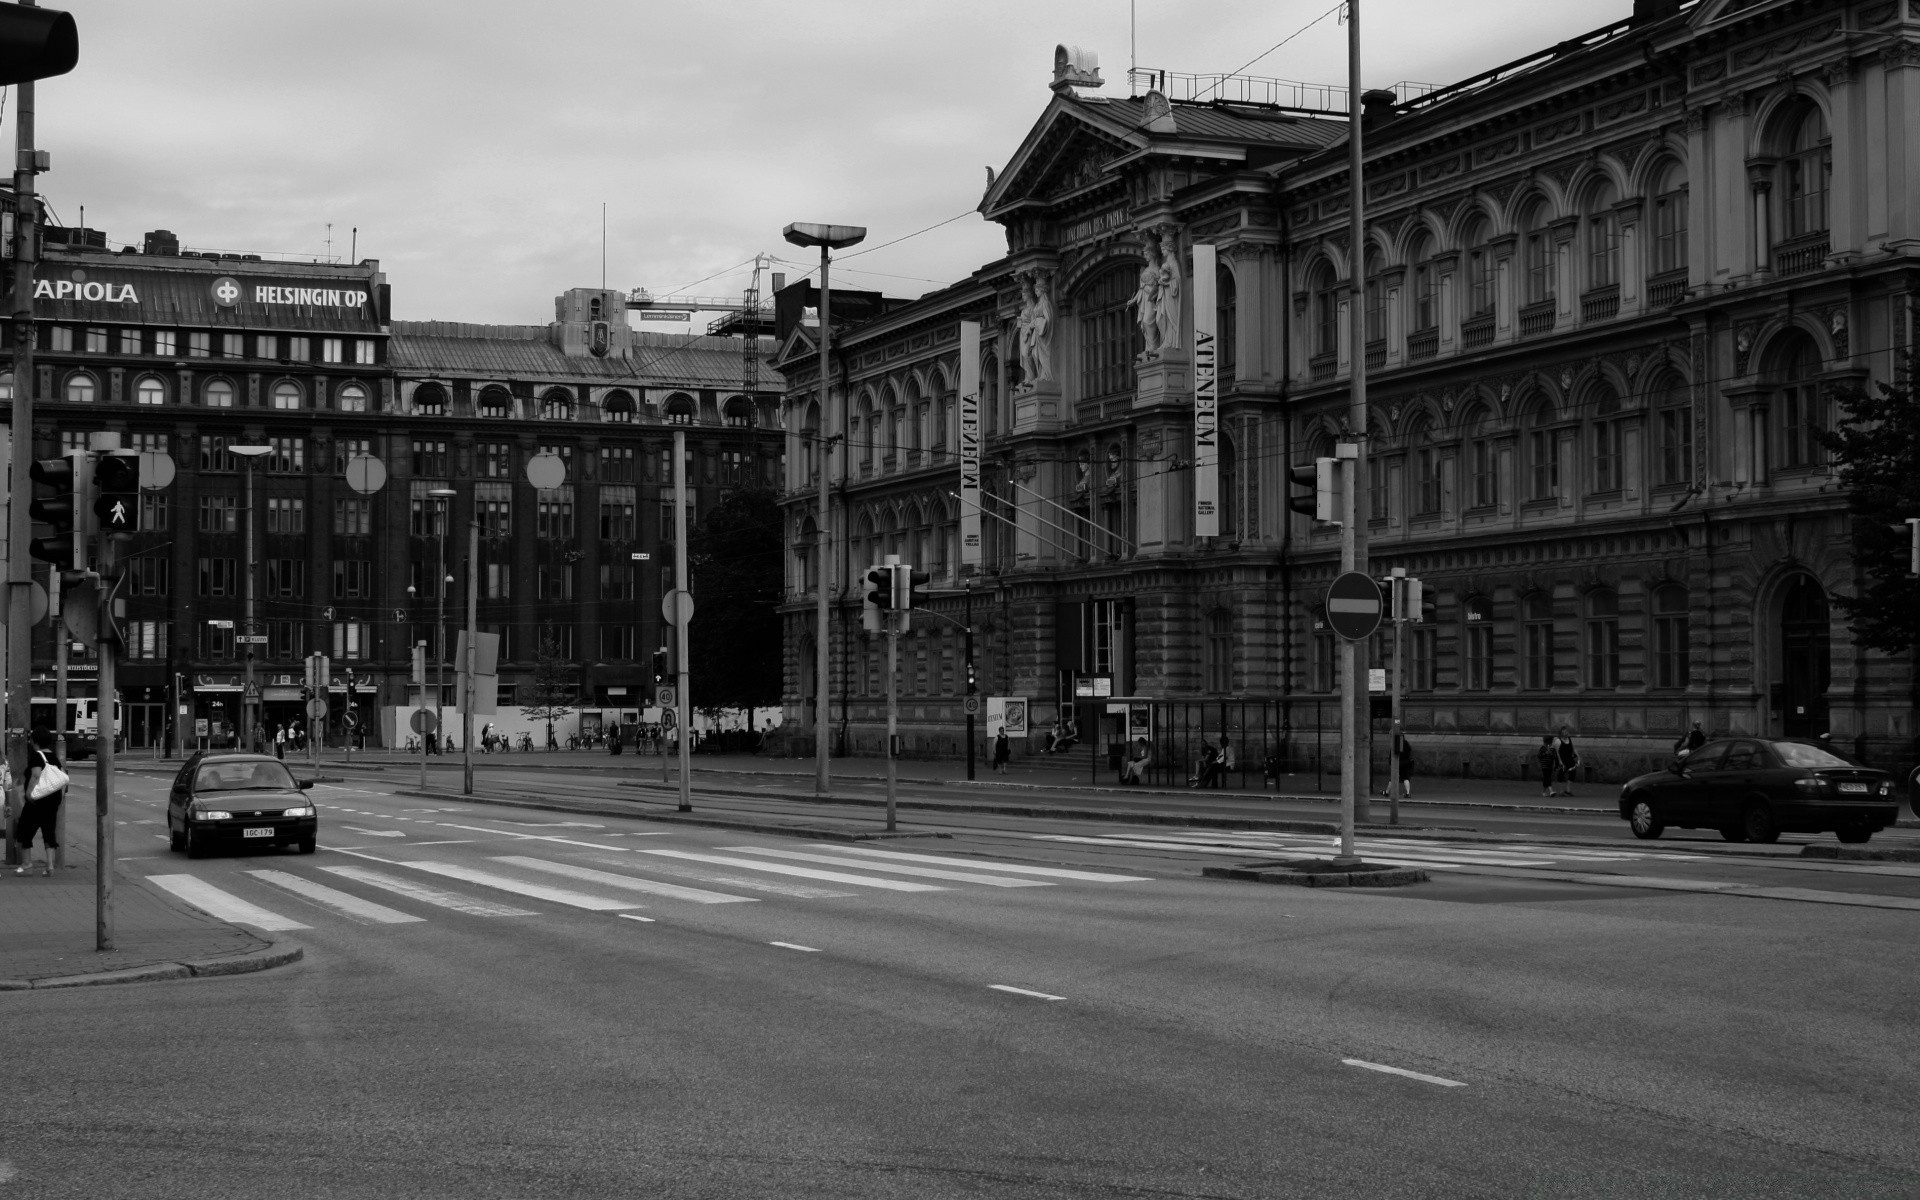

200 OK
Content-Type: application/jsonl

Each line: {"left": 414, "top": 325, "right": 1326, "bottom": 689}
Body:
{"left": 232, "top": 446, "right": 272, "bottom": 752}
{"left": 1388, "top": 567, "right": 1405, "bottom": 828}
{"left": 882, "top": 554, "right": 900, "bottom": 833}
{"left": 462, "top": 517, "right": 477, "bottom": 796}
{"left": 51, "top": 567, "right": 66, "bottom": 866}
{"left": 964, "top": 580, "right": 976, "bottom": 782}
{"left": 673, "top": 427, "right": 691, "bottom": 813}
{"left": 90, "top": 431, "right": 123, "bottom": 952}
{"left": 1335, "top": 0, "right": 1372, "bottom": 862}
{"left": 5, "top": 47, "right": 39, "bottom": 868}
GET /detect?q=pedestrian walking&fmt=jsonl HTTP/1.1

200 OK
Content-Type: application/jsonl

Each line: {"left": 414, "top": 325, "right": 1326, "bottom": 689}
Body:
{"left": 991, "top": 727, "right": 1011, "bottom": 774}
{"left": 1554, "top": 726, "right": 1580, "bottom": 796}
{"left": 15, "top": 732, "right": 67, "bottom": 877}
{"left": 274, "top": 723, "right": 287, "bottom": 760}
{"left": 1535, "top": 735, "right": 1558, "bottom": 798}
{"left": 1385, "top": 727, "right": 1414, "bottom": 798}
{"left": 1674, "top": 722, "right": 1705, "bottom": 759}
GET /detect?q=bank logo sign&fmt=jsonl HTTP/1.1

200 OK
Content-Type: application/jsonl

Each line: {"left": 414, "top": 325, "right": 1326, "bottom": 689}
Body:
{"left": 212, "top": 276, "right": 243, "bottom": 306}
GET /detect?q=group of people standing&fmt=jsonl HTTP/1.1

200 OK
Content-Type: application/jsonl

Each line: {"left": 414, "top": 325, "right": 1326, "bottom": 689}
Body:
{"left": 1535, "top": 728, "right": 1583, "bottom": 797}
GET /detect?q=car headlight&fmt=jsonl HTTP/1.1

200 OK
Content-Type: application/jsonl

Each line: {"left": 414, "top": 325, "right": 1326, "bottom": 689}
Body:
{"left": 197, "top": 810, "right": 232, "bottom": 821}
{"left": 1880, "top": 783, "right": 1893, "bottom": 796}
{"left": 280, "top": 806, "right": 314, "bottom": 818}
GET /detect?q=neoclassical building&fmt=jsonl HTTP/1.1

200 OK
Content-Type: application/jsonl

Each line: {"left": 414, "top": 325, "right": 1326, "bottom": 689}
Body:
{"left": 779, "top": 0, "right": 1919, "bottom": 780}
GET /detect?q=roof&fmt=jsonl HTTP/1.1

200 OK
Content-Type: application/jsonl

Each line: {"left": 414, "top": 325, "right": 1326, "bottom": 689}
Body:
{"left": 388, "top": 322, "right": 782, "bottom": 391}
{"left": 1086, "top": 95, "right": 1348, "bottom": 150}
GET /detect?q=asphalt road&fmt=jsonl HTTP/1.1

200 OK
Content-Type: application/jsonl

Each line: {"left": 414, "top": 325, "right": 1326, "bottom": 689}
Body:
{"left": 4, "top": 769, "right": 1917, "bottom": 1198}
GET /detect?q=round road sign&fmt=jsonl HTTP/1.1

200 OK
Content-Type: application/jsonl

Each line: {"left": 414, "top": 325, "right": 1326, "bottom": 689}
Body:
{"left": 306, "top": 698, "right": 330, "bottom": 721}
{"left": 409, "top": 709, "right": 439, "bottom": 734}
{"left": 661, "top": 588, "right": 695, "bottom": 626}
{"left": 1325, "top": 571, "right": 1384, "bottom": 641}
{"left": 526, "top": 451, "right": 567, "bottom": 491}
{"left": 962, "top": 695, "right": 981, "bottom": 716}
{"left": 345, "top": 453, "right": 388, "bottom": 495}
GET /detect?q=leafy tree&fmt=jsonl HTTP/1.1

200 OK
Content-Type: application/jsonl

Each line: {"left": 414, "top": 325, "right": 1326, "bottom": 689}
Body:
{"left": 686, "top": 485, "right": 784, "bottom": 712}
{"left": 519, "top": 633, "right": 577, "bottom": 749}
{"left": 1819, "top": 362, "right": 1920, "bottom": 655}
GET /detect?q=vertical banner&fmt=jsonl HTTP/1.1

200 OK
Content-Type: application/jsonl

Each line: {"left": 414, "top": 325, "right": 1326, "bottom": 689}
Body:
{"left": 958, "top": 320, "right": 983, "bottom": 572}
{"left": 1191, "top": 242, "right": 1219, "bottom": 538}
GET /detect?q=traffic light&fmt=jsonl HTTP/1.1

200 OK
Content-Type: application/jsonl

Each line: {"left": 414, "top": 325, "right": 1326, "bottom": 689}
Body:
{"left": 0, "top": 5, "right": 77, "bottom": 86}
{"left": 1287, "top": 457, "right": 1342, "bottom": 524}
{"left": 93, "top": 450, "right": 139, "bottom": 533}
{"left": 861, "top": 566, "right": 892, "bottom": 634}
{"left": 894, "top": 567, "right": 931, "bottom": 613}
{"left": 652, "top": 647, "right": 670, "bottom": 684}
{"left": 28, "top": 452, "right": 86, "bottom": 568}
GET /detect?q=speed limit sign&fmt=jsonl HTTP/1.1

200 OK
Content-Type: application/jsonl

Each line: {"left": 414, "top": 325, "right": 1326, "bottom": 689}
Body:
{"left": 656, "top": 685, "right": 677, "bottom": 708}
{"left": 962, "top": 695, "right": 981, "bottom": 715}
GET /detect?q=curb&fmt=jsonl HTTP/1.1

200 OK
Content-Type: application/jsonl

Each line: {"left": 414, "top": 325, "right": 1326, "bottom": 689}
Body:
{"left": 1203, "top": 863, "right": 1430, "bottom": 888}
{"left": 1801, "top": 844, "right": 1920, "bottom": 863}
{"left": 392, "top": 788, "right": 950, "bottom": 842}
{"left": 0, "top": 941, "right": 303, "bottom": 991}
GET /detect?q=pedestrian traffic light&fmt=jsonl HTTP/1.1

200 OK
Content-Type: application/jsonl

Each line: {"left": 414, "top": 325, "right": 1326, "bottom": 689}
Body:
{"left": 28, "top": 452, "right": 87, "bottom": 568}
{"left": 861, "top": 566, "right": 892, "bottom": 634}
{"left": 93, "top": 450, "right": 140, "bottom": 533}
{"left": 1288, "top": 457, "right": 1341, "bottom": 524}
{"left": 0, "top": 5, "right": 78, "bottom": 86}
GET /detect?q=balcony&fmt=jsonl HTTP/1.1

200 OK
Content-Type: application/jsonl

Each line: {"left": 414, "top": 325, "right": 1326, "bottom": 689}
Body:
{"left": 1519, "top": 301, "right": 1555, "bottom": 338}
{"left": 1407, "top": 327, "right": 1438, "bottom": 362}
{"left": 1580, "top": 284, "right": 1620, "bottom": 323}
{"left": 1646, "top": 269, "right": 1688, "bottom": 309}
{"left": 1365, "top": 339, "right": 1386, "bottom": 371}
{"left": 1773, "top": 233, "right": 1830, "bottom": 278}
{"left": 1461, "top": 314, "right": 1495, "bottom": 349}
{"left": 1309, "top": 351, "right": 1338, "bottom": 383}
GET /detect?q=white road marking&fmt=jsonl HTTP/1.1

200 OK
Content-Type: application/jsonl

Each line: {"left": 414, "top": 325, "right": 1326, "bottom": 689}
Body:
{"left": 1035, "top": 834, "right": 1549, "bottom": 868}
{"left": 1343, "top": 1058, "right": 1466, "bottom": 1088}
{"left": 408, "top": 840, "right": 478, "bottom": 847}
{"left": 618, "top": 914, "right": 656, "bottom": 923}
{"left": 341, "top": 827, "right": 407, "bottom": 838}
{"left": 578, "top": 855, "right": 853, "bottom": 899}
{"left": 145, "top": 874, "right": 311, "bottom": 931}
{"left": 723, "top": 846, "right": 1051, "bottom": 888}
{"left": 990, "top": 985, "right": 1065, "bottom": 1001}
{"left": 499, "top": 821, "right": 605, "bottom": 828}
{"left": 634, "top": 847, "right": 945, "bottom": 892}
{"left": 246, "top": 870, "right": 424, "bottom": 925}
{"left": 397, "top": 861, "right": 641, "bottom": 911}
{"left": 432, "top": 822, "right": 635, "bottom": 851}
{"left": 770, "top": 942, "right": 820, "bottom": 952}
{"left": 824, "top": 845, "right": 1153, "bottom": 882}
{"left": 492, "top": 857, "right": 757, "bottom": 905}
{"left": 318, "top": 865, "right": 535, "bottom": 917}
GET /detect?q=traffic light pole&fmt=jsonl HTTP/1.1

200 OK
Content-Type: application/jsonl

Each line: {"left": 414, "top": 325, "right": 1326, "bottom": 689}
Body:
{"left": 674, "top": 427, "right": 691, "bottom": 813}
{"left": 882, "top": 554, "right": 900, "bottom": 833}
{"left": 1336, "top": 0, "right": 1371, "bottom": 864}
{"left": 462, "top": 517, "right": 477, "bottom": 796}
{"left": 4, "top": 65, "right": 38, "bottom": 868}
{"left": 964, "top": 581, "right": 975, "bottom": 783}
{"left": 94, "top": 534, "right": 115, "bottom": 951}
{"left": 51, "top": 570, "right": 66, "bottom": 866}
{"left": 1389, "top": 572, "right": 1405, "bottom": 828}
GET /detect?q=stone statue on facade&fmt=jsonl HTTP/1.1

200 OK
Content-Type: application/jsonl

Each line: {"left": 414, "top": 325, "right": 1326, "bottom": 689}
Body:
{"left": 1132, "top": 233, "right": 1164, "bottom": 357}
{"left": 1017, "top": 269, "right": 1055, "bottom": 385}
{"left": 1153, "top": 226, "right": 1183, "bottom": 355}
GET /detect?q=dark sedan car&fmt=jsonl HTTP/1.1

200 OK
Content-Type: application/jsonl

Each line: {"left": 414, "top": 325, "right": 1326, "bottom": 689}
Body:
{"left": 166, "top": 752, "right": 318, "bottom": 858}
{"left": 1619, "top": 737, "right": 1898, "bottom": 844}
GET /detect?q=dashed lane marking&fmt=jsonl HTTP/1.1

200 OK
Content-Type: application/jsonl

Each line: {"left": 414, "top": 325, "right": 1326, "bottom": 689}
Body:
{"left": 1343, "top": 1058, "right": 1466, "bottom": 1088}
{"left": 990, "top": 985, "right": 1065, "bottom": 1001}
{"left": 770, "top": 942, "right": 821, "bottom": 952}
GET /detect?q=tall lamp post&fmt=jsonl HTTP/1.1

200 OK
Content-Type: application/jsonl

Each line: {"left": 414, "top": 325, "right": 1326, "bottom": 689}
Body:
{"left": 428, "top": 487, "right": 456, "bottom": 761}
{"left": 229, "top": 443, "right": 273, "bottom": 753}
{"left": 781, "top": 221, "right": 865, "bottom": 797}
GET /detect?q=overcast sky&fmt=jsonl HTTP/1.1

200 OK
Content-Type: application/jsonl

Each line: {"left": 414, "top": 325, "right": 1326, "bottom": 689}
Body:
{"left": 14, "top": 0, "right": 1634, "bottom": 326}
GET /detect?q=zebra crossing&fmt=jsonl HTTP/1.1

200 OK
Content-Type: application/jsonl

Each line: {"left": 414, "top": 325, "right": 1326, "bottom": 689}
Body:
{"left": 143, "top": 841, "right": 1153, "bottom": 933}
{"left": 1030, "top": 830, "right": 1710, "bottom": 872}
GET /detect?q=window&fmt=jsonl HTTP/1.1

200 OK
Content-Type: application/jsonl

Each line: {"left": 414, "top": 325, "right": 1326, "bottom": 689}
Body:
{"left": 1584, "top": 589, "right": 1619, "bottom": 689}
{"left": 1521, "top": 204, "right": 1554, "bottom": 305}
{"left": 126, "top": 557, "right": 169, "bottom": 597}
{"left": 135, "top": 375, "right": 165, "bottom": 405}
{"left": 478, "top": 387, "right": 513, "bottom": 419}
{"left": 1362, "top": 249, "right": 1387, "bottom": 344}
{"left": 537, "top": 444, "right": 574, "bottom": 476}
{"left": 475, "top": 481, "right": 511, "bottom": 537}
{"left": 1590, "top": 389, "right": 1623, "bottom": 493}
{"left": 1526, "top": 403, "right": 1559, "bottom": 501}
{"left": 331, "top": 622, "right": 369, "bottom": 660}
{"left": 287, "top": 336, "right": 310, "bottom": 362}
{"left": 600, "top": 626, "right": 637, "bottom": 660}
{"left": 1464, "top": 595, "right": 1493, "bottom": 691}
{"left": 1775, "top": 335, "right": 1825, "bottom": 470}
{"left": 1781, "top": 104, "right": 1831, "bottom": 239}
{"left": 1310, "top": 610, "right": 1337, "bottom": 693}
{"left": 600, "top": 563, "right": 634, "bottom": 600}
{"left": 266, "top": 558, "right": 305, "bottom": 599}
{"left": 322, "top": 337, "right": 344, "bottom": 364}
{"left": 411, "top": 384, "right": 446, "bottom": 416}
{"left": 539, "top": 624, "right": 575, "bottom": 660}
{"left": 197, "top": 557, "right": 237, "bottom": 597}
{"left": 1652, "top": 585, "right": 1690, "bottom": 689}
{"left": 334, "top": 497, "right": 371, "bottom": 535}
{"left": 1204, "top": 611, "right": 1232, "bottom": 694}
{"left": 599, "top": 485, "right": 637, "bottom": 541}
{"left": 355, "top": 340, "right": 376, "bottom": 365}
{"left": 720, "top": 450, "right": 747, "bottom": 485}
{"left": 659, "top": 493, "right": 696, "bottom": 539}
{"left": 61, "top": 430, "right": 90, "bottom": 453}
{"left": 198, "top": 436, "right": 238, "bottom": 473}
{"left": 266, "top": 497, "right": 305, "bottom": 534}
{"left": 268, "top": 437, "right": 304, "bottom": 474}
{"left": 1217, "top": 264, "right": 1238, "bottom": 379}
{"left": 1079, "top": 264, "right": 1142, "bottom": 401}
{"left": 333, "top": 560, "right": 373, "bottom": 599}
{"left": 541, "top": 390, "right": 574, "bottom": 421}
{"left": 1588, "top": 207, "right": 1620, "bottom": 290}
{"left": 1653, "top": 378, "right": 1693, "bottom": 485}
{"left": 536, "top": 487, "right": 575, "bottom": 539}
{"left": 537, "top": 563, "right": 575, "bottom": 600}
{"left": 1311, "top": 263, "right": 1341, "bottom": 356}
{"left": 599, "top": 446, "right": 635, "bottom": 483}
{"left": 200, "top": 623, "right": 234, "bottom": 659}
{"left": 604, "top": 390, "right": 637, "bottom": 423}
{"left": 197, "top": 495, "right": 239, "bottom": 533}
{"left": 411, "top": 440, "right": 449, "bottom": 477}
{"left": 256, "top": 334, "right": 277, "bottom": 359}
{"left": 271, "top": 381, "right": 303, "bottom": 410}
{"left": 1409, "top": 419, "right": 1440, "bottom": 515}
{"left": 411, "top": 481, "right": 452, "bottom": 537}
{"left": 662, "top": 393, "right": 695, "bottom": 424}
{"left": 1409, "top": 234, "right": 1435, "bottom": 332}
{"left": 336, "top": 383, "right": 369, "bottom": 413}
{"left": 485, "top": 562, "right": 512, "bottom": 600}
{"left": 204, "top": 379, "right": 234, "bottom": 408}
{"left": 126, "top": 620, "right": 169, "bottom": 660}
{"left": 188, "top": 331, "right": 211, "bottom": 358}
{"left": 1411, "top": 622, "right": 1435, "bottom": 692}
{"left": 154, "top": 330, "right": 177, "bottom": 356}
{"left": 1464, "top": 218, "right": 1495, "bottom": 316}
{"left": 1466, "top": 410, "right": 1498, "bottom": 509}
{"left": 478, "top": 443, "right": 514, "bottom": 478}
{"left": 65, "top": 373, "right": 95, "bottom": 403}
{"left": 218, "top": 333, "right": 241, "bottom": 359}
{"left": 723, "top": 397, "right": 752, "bottom": 428}
{"left": 1523, "top": 592, "right": 1555, "bottom": 690}
{"left": 47, "top": 326, "right": 72, "bottom": 352}
{"left": 119, "top": 329, "right": 143, "bottom": 355}
{"left": 269, "top": 621, "right": 304, "bottom": 661}
{"left": 334, "top": 438, "right": 371, "bottom": 475}
{"left": 140, "top": 491, "right": 169, "bottom": 531}
{"left": 1651, "top": 163, "right": 1688, "bottom": 275}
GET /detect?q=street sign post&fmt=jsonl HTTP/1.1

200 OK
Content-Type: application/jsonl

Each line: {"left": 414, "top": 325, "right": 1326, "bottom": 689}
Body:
{"left": 1325, "top": 571, "right": 1384, "bottom": 641}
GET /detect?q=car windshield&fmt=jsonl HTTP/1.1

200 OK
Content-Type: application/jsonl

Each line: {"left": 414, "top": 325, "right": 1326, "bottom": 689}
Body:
{"left": 1773, "top": 742, "right": 1855, "bottom": 770}
{"left": 194, "top": 760, "right": 298, "bottom": 792}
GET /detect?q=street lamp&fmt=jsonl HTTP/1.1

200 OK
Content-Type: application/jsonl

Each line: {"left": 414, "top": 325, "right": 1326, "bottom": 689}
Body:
{"left": 228, "top": 443, "right": 273, "bottom": 753}
{"left": 782, "top": 221, "right": 865, "bottom": 797}
{"left": 428, "top": 487, "right": 457, "bottom": 766}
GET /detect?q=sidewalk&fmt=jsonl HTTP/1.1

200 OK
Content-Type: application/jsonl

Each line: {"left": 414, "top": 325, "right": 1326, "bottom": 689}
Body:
{"left": 0, "top": 811, "right": 300, "bottom": 990}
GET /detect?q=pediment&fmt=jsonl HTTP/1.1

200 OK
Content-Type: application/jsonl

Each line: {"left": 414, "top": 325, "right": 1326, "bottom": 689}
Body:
{"left": 773, "top": 324, "right": 817, "bottom": 371}
{"left": 982, "top": 98, "right": 1141, "bottom": 217}
{"left": 1690, "top": 0, "right": 1798, "bottom": 28}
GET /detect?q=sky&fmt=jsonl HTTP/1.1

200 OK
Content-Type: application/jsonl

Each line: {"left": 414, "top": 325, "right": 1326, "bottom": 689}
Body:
{"left": 12, "top": 1, "right": 1636, "bottom": 327}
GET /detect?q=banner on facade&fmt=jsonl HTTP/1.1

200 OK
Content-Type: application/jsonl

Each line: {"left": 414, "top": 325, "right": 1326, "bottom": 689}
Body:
{"left": 1191, "top": 242, "right": 1219, "bottom": 538}
{"left": 958, "top": 320, "right": 982, "bottom": 572}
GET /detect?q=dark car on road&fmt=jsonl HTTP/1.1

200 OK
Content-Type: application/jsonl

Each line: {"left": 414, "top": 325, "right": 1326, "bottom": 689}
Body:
{"left": 166, "top": 752, "right": 318, "bottom": 858}
{"left": 1619, "top": 738, "right": 1897, "bottom": 844}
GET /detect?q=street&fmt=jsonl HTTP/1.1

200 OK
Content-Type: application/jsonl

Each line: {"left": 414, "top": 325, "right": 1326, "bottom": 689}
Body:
{"left": 3, "top": 764, "right": 1917, "bottom": 1197}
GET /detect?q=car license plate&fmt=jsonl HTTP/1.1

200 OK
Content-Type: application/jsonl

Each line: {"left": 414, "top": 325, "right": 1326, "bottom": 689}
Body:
{"left": 243, "top": 826, "right": 275, "bottom": 838}
{"left": 1838, "top": 783, "right": 1869, "bottom": 794}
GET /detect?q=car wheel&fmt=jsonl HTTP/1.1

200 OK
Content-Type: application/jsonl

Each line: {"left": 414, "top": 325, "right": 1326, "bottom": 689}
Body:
{"left": 1836, "top": 825, "right": 1874, "bottom": 845}
{"left": 1627, "top": 799, "right": 1664, "bottom": 840}
{"left": 168, "top": 822, "right": 185, "bottom": 853}
{"left": 185, "top": 825, "right": 205, "bottom": 859}
{"left": 297, "top": 836, "right": 316, "bottom": 855}
{"left": 1742, "top": 801, "right": 1781, "bottom": 845}
{"left": 1719, "top": 825, "right": 1749, "bottom": 843}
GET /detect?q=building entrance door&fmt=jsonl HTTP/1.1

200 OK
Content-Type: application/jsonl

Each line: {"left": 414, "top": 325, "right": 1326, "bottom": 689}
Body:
{"left": 124, "top": 702, "right": 165, "bottom": 749}
{"left": 1779, "top": 575, "right": 1830, "bottom": 738}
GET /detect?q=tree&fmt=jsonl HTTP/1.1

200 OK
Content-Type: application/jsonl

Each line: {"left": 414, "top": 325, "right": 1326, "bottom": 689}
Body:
{"left": 686, "top": 485, "right": 784, "bottom": 712}
{"left": 1819, "top": 361, "right": 1920, "bottom": 655}
{"left": 519, "top": 633, "right": 576, "bottom": 749}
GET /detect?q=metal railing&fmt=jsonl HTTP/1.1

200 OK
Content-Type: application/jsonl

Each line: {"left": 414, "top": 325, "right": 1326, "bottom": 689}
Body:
{"left": 1580, "top": 284, "right": 1620, "bottom": 323}
{"left": 1310, "top": 352, "right": 1339, "bottom": 382}
{"left": 1461, "top": 314, "right": 1496, "bottom": 349}
{"left": 1126, "top": 69, "right": 1438, "bottom": 114}
{"left": 1519, "top": 301, "right": 1556, "bottom": 337}
{"left": 1365, "top": 339, "right": 1387, "bottom": 371}
{"left": 1773, "top": 235, "right": 1830, "bottom": 278}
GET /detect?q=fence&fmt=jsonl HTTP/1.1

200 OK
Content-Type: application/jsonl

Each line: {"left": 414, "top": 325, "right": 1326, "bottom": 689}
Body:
{"left": 1073, "top": 696, "right": 1369, "bottom": 791}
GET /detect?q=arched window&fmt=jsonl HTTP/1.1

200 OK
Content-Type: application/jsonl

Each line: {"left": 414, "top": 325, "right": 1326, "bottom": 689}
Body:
{"left": 1409, "top": 230, "right": 1436, "bottom": 334}
{"left": 1650, "top": 160, "right": 1689, "bottom": 277}
{"left": 1652, "top": 585, "right": 1690, "bottom": 689}
{"left": 269, "top": 380, "right": 302, "bottom": 410}
{"left": 1217, "top": 262, "right": 1238, "bottom": 379}
{"left": 1309, "top": 260, "right": 1341, "bottom": 357}
{"left": 135, "top": 375, "right": 166, "bottom": 406}
{"left": 1651, "top": 374, "right": 1692, "bottom": 486}
{"left": 478, "top": 386, "right": 513, "bottom": 419}
{"left": 1463, "top": 215, "right": 1495, "bottom": 318}
{"left": 1464, "top": 405, "right": 1498, "bottom": 509}
{"left": 1463, "top": 595, "right": 1494, "bottom": 691}
{"left": 65, "top": 372, "right": 95, "bottom": 403}
{"left": 855, "top": 394, "right": 875, "bottom": 472}
{"left": 603, "top": 390, "right": 636, "bottom": 423}
{"left": 800, "top": 400, "right": 820, "bottom": 483}
{"left": 722, "top": 396, "right": 752, "bottom": 428}
{"left": 662, "top": 393, "right": 694, "bottom": 425}
{"left": 1205, "top": 610, "right": 1233, "bottom": 694}
{"left": 1523, "top": 592, "right": 1555, "bottom": 690}
{"left": 204, "top": 379, "right": 235, "bottom": 408}
{"left": 541, "top": 389, "right": 574, "bottom": 421}
{"left": 336, "top": 383, "right": 368, "bottom": 413}
{"left": 1409, "top": 415, "right": 1441, "bottom": 515}
{"left": 409, "top": 383, "right": 444, "bottom": 416}
{"left": 1772, "top": 333, "right": 1825, "bottom": 470}
{"left": 851, "top": 514, "right": 874, "bottom": 571}
{"left": 1520, "top": 199, "right": 1555, "bottom": 307}
{"left": 904, "top": 379, "right": 924, "bottom": 464}
{"left": 1585, "top": 181, "right": 1620, "bottom": 293}
{"left": 1080, "top": 263, "right": 1142, "bottom": 401}
{"left": 1525, "top": 398, "right": 1559, "bottom": 501}
{"left": 879, "top": 384, "right": 899, "bottom": 464}
{"left": 1780, "top": 102, "right": 1832, "bottom": 239}
{"left": 1310, "top": 607, "right": 1337, "bottom": 693}
{"left": 1589, "top": 385, "right": 1623, "bottom": 493}
{"left": 1584, "top": 589, "right": 1619, "bottom": 689}
{"left": 1220, "top": 429, "right": 1239, "bottom": 538}
{"left": 1363, "top": 247, "right": 1387, "bottom": 346}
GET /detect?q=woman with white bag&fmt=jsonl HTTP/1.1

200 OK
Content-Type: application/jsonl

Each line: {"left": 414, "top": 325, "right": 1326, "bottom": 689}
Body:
{"left": 14, "top": 731, "right": 68, "bottom": 877}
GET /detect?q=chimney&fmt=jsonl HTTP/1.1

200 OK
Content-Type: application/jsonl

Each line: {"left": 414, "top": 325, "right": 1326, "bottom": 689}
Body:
{"left": 1361, "top": 89, "right": 1399, "bottom": 130}
{"left": 142, "top": 229, "right": 179, "bottom": 256}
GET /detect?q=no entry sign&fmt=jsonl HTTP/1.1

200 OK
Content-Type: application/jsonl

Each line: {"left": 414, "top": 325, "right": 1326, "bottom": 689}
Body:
{"left": 1326, "top": 571, "right": 1384, "bottom": 641}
